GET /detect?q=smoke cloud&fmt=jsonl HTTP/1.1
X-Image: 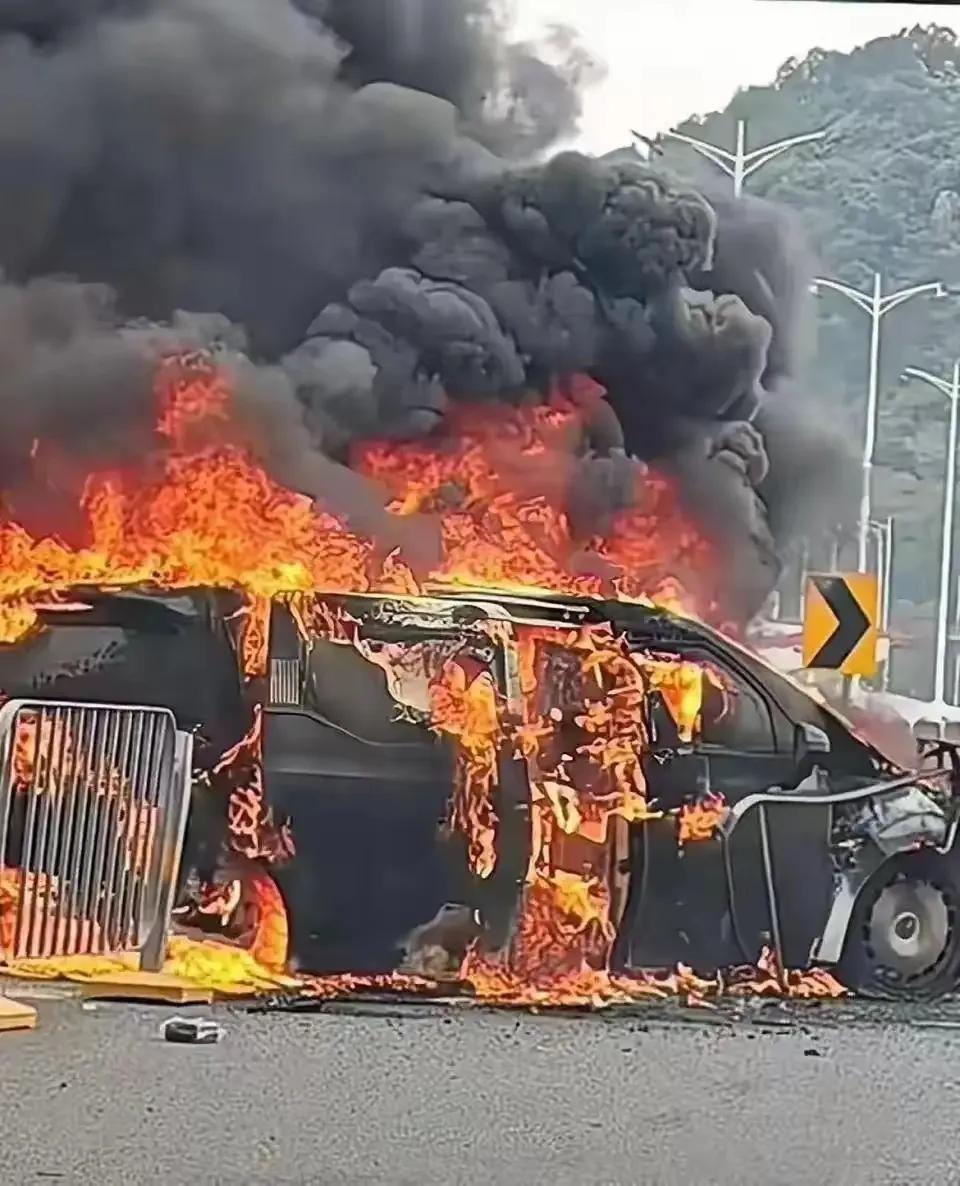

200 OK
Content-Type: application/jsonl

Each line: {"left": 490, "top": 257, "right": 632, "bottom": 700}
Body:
{"left": 0, "top": 0, "right": 849, "bottom": 620}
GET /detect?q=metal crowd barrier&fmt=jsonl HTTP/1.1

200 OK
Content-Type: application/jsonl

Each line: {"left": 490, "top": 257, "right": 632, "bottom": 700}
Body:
{"left": 0, "top": 700, "right": 193, "bottom": 972}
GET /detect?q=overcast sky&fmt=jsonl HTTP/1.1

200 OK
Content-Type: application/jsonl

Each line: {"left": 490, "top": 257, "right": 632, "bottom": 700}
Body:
{"left": 510, "top": 1, "right": 959, "bottom": 153}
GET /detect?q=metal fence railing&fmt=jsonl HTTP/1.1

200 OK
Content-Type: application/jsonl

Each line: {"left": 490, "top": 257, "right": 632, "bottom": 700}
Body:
{"left": 0, "top": 700, "right": 193, "bottom": 972}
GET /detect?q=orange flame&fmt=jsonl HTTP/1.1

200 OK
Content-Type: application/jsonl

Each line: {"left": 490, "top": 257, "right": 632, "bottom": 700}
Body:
{"left": 0, "top": 869, "right": 104, "bottom": 960}
{"left": 677, "top": 792, "right": 727, "bottom": 845}
{"left": 0, "top": 603, "right": 40, "bottom": 645}
{"left": 428, "top": 657, "right": 501, "bottom": 878}
{"left": 0, "top": 355, "right": 717, "bottom": 624}
{"left": 357, "top": 402, "right": 714, "bottom": 608}
{"left": 740, "top": 945, "right": 848, "bottom": 1000}
{"left": 213, "top": 708, "right": 294, "bottom": 865}
{"left": 190, "top": 863, "right": 290, "bottom": 973}
{"left": 642, "top": 658, "right": 706, "bottom": 744}
{"left": 239, "top": 597, "right": 271, "bottom": 681}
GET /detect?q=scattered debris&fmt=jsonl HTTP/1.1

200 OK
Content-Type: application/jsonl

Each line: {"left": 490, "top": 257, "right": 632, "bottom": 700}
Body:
{"left": 0, "top": 981, "right": 80, "bottom": 1002}
{"left": 162, "top": 1016, "right": 225, "bottom": 1044}
{"left": 750, "top": 1013, "right": 795, "bottom": 1029}
{"left": 0, "top": 993, "right": 37, "bottom": 1032}
{"left": 78, "top": 972, "right": 214, "bottom": 1006}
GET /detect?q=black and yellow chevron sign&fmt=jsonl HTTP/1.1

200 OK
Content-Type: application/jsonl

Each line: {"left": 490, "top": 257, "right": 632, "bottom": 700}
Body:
{"left": 802, "top": 573, "right": 879, "bottom": 678}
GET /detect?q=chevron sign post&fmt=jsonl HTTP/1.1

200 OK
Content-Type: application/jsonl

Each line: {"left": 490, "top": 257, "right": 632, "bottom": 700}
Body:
{"left": 802, "top": 573, "right": 880, "bottom": 679}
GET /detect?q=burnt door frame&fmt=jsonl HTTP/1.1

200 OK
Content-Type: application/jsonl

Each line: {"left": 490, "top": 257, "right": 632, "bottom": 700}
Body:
{"left": 619, "top": 636, "right": 810, "bottom": 971}
{"left": 266, "top": 595, "right": 533, "bottom": 959}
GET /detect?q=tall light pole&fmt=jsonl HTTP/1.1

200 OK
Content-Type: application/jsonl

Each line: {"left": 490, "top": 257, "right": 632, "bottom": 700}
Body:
{"left": 867, "top": 517, "right": 894, "bottom": 632}
{"left": 651, "top": 119, "right": 828, "bottom": 197}
{"left": 901, "top": 362, "right": 960, "bottom": 708}
{"left": 882, "top": 517, "right": 894, "bottom": 638}
{"left": 869, "top": 516, "right": 894, "bottom": 691}
{"left": 954, "top": 571, "right": 960, "bottom": 704}
{"left": 810, "top": 274, "right": 946, "bottom": 571}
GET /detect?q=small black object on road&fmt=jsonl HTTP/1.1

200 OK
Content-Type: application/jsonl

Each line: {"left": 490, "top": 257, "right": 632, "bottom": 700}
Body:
{"left": 162, "top": 1017, "right": 225, "bottom": 1044}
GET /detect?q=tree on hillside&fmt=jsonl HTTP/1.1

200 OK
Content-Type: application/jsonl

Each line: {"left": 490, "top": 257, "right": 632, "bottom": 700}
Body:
{"left": 642, "top": 25, "right": 960, "bottom": 695}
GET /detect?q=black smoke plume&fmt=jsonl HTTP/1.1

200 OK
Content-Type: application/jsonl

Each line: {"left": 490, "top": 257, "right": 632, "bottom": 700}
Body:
{"left": 0, "top": 0, "right": 849, "bottom": 620}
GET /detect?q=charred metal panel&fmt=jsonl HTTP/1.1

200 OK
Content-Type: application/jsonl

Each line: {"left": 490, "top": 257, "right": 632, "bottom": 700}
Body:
{"left": 481, "top": 750, "right": 531, "bottom": 954}
{"left": 0, "top": 594, "right": 246, "bottom": 769}
{"left": 722, "top": 808, "right": 775, "bottom": 964}
{"left": 268, "top": 602, "right": 302, "bottom": 662}
{"left": 760, "top": 800, "right": 833, "bottom": 969}
{"left": 615, "top": 819, "right": 744, "bottom": 973}
{"left": 263, "top": 595, "right": 534, "bottom": 972}
{"left": 263, "top": 708, "right": 457, "bottom": 973}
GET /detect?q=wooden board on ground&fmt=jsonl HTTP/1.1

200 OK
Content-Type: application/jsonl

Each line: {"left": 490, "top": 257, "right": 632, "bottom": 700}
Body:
{"left": 77, "top": 972, "right": 213, "bottom": 1005}
{"left": 0, "top": 994, "right": 38, "bottom": 1032}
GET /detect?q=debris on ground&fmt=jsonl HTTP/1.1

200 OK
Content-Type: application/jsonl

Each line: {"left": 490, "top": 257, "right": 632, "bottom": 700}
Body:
{"left": 0, "top": 993, "right": 36, "bottom": 1033}
{"left": 162, "top": 1017, "right": 225, "bottom": 1044}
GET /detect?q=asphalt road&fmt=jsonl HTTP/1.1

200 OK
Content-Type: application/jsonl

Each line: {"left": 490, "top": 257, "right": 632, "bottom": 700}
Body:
{"left": 4, "top": 989, "right": 960, "bottom": 1186}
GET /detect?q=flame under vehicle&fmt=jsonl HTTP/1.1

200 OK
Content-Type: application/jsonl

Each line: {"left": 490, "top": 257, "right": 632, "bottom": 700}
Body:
{"left": 2, "top": 586, "right": 960, "bottom": 1001}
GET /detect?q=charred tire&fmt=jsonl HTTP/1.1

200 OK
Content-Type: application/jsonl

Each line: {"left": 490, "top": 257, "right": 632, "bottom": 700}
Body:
{"left": 838, "top": 851, "right": 960, "bottom": 999}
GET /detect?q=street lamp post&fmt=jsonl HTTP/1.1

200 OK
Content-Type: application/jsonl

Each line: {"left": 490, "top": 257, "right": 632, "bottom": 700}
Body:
{"left": 651, "top": 118, "right": 828, "bottom": 197}
{"left": 901, "top": 362, "right": 960, "bottom": 708}
{"left": 869, "top": 516, "right": 894, "bottom": 692}
{"left": 867, "top": 517, "right": 894, "bottom": 631}
{"left": 810, "top": 274, "right": 946, "bottom": 571}
{"left": 954, "top": 571, "right": 960, "bottom": 704}
{"left": 882, "top": 516, "right": 894, "bottom": 637}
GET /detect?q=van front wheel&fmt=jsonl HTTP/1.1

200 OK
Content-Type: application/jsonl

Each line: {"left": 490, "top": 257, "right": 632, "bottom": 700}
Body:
{"left": 838, "top": 852, "right": 960, "bottom": 998}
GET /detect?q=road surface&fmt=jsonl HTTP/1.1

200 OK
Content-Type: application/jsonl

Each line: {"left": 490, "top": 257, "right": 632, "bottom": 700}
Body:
{"left": 3, "top": 989, "right": 960, "bottom": 1185}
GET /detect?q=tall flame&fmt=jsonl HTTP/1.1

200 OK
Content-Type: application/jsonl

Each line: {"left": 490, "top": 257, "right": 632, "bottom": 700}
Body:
{"left": 428, "top": 657, "right": 501, "bottom": 879}
{"left": 0, "top": 353, "right": 717, "bottom": 627}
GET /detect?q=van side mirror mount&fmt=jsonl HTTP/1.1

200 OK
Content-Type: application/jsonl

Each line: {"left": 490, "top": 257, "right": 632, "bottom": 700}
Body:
{"left": 795, "top": 722, "right": 831, "bottom": 768}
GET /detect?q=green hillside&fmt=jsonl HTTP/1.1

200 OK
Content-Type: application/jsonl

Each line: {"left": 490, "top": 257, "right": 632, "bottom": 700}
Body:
{"left": 654, "top": 24, "right": 960, "bottom": 696}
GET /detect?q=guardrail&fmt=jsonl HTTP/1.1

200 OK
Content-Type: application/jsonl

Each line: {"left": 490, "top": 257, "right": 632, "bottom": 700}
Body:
{"left": 0, "top": 700, "right": 193, "bottom": 971}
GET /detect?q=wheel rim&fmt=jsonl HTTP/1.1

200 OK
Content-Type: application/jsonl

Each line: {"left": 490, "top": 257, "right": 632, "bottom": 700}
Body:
{"left": 865, "top": 876, "right": 954, "bottom": 984}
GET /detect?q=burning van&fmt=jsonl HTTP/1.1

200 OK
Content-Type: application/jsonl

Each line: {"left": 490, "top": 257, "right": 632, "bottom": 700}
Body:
{"left": 0, "top": 0, "right": 891, "bottom": 1007}
{"left": 3, "top": 584, "right": 960, "bottom": 1002}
